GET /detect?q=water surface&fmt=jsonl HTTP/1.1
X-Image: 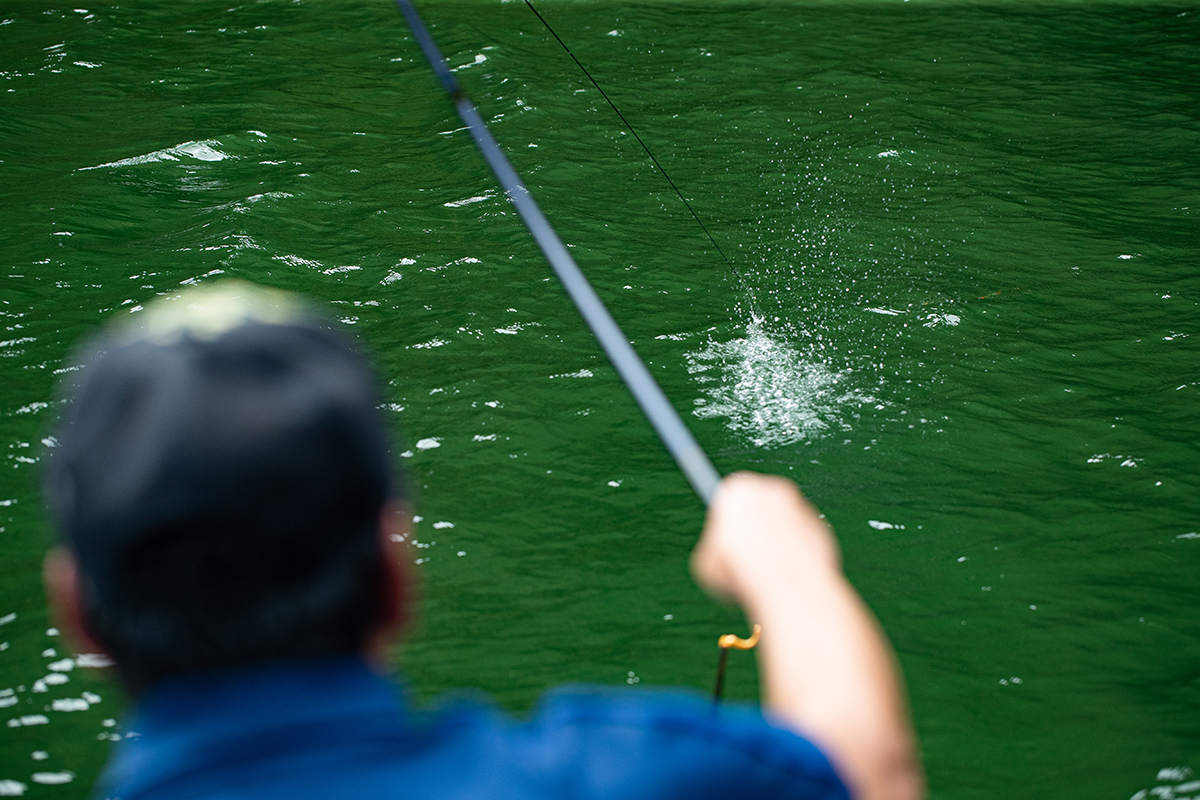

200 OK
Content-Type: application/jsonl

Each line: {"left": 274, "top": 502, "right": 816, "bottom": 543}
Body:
{"left": 1, "top": 2, "right": 1198, "bottom": 798}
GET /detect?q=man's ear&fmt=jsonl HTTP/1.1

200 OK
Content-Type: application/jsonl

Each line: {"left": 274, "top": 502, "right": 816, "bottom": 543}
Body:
{"left": 365, "top": 501, "right": 417, "bottom": 664}
{"left": 42, "top": 546, "right": 109, "bottom": 658}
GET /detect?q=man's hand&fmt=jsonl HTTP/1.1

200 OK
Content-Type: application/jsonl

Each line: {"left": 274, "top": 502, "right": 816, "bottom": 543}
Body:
{"left": 691, "top": 472, "right": 925, "bottom": 800}
{"left": 691, "top": 472, "right": 840, "bottom": 605}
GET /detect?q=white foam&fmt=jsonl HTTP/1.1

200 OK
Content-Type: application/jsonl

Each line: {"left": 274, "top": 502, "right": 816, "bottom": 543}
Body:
{"left": 494, "top": 321, "right": 540, "bottom": 335}
{"left": 443, "top": 193, "right": 493, "bottom": 208}
{"left": 51, "top": 698, "right": 88, "bottom": 712}
{"left": 81, "top": 139, "right": 232, "bottom": 170}
{"left": 15, "top": 402, "right": 48, "bottom": 415}
{"left": 450, "top": 53, "right": 487, "bottom": 72}
{"left": 271, "top": 254, "right": 321, "bottom": 269}
{"left": 922, "top": 313, "right": 961, "bottom": 327}
{"left": 685, "top": 322, "right": 875, "bottom": 448}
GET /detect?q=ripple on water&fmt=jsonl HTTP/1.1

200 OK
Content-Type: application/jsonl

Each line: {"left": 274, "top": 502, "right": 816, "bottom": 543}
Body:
{"left": 31, "top": 771, "right": 74, "bottom": 785}
{"left": 685, "top": 321, "right": 876, "bottom": 448}
{"left": 79, "top": 139, "right": 234, "bottom": 170}
{"left": 1129, "top": 766, "right": 1200, "bottom": 800}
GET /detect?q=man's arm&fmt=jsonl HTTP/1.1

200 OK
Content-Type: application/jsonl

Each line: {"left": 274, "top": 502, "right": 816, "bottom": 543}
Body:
{"left": 690, "top": 472, "right": 924, "bottom": 800}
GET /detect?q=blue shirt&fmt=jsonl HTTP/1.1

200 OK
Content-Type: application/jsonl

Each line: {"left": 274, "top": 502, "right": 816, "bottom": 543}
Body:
{"left": 96, "top": 657, "right": 849, "bottom": 800}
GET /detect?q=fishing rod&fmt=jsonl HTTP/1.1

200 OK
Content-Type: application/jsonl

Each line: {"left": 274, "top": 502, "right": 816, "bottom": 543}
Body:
{"left": 519, "top": 0, "right": 759, "bottom": 318}
{"left": 395, "top": 0, "right": 721, "bottom": 504}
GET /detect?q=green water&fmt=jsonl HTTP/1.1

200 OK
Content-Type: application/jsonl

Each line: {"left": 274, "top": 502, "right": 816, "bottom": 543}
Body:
{"left": 2, "top": 1, "right": 1198, "bottom": 797}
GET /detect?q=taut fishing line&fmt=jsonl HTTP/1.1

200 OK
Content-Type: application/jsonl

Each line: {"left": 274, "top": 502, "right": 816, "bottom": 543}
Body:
{"left": 521, "top": 0, "right": 760, "bottom": 319}
{"left": 395, "top": 0, "right": 722, "bottom": 503}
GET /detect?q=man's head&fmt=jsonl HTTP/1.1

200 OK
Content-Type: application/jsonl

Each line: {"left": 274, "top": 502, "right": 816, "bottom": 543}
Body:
{"left": 43, "top": 282, "right": 407, "bottom": 693}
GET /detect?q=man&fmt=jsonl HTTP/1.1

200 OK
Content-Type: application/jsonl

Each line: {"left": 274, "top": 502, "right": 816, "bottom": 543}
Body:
{"left": 43, "top": 282, "right": 923, "bottom": 800}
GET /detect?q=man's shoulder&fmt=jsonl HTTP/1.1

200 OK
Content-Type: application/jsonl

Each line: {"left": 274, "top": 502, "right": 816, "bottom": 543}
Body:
{"left": 427, "top": 684, "right": 850, "bottom": 800}
{"left": 101, "top": 665, "right": 848, "bottom": 800}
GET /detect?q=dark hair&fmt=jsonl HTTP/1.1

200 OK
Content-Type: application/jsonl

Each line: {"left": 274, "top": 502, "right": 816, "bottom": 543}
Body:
{"left": 45, "top": 287, "right": 400, "bottom": 693}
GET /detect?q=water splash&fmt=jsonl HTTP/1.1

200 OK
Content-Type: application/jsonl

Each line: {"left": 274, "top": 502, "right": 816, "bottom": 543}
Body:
{"left": 685, "top": 321, "right": 876, "bottom": 448}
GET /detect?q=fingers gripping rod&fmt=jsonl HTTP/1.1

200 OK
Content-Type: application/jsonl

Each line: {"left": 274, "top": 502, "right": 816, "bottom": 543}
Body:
{"left": 396, "top": 0, "right": 721, "bottom": 503}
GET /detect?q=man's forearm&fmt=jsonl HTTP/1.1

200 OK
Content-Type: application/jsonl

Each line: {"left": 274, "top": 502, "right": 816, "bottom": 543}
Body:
{"left": 747, "top": 564, "right": 923, "bottom": 800}
{"left": 691, "top": 473, "right": 924, "bottom": 800}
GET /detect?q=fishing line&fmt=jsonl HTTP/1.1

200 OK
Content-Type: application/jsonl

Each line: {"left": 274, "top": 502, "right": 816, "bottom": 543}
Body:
{"left": 395, "top": 0, "right": 722, "bottom": 503}
{"left": 521, "top": 0, "right": 760, "bottom": 316}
